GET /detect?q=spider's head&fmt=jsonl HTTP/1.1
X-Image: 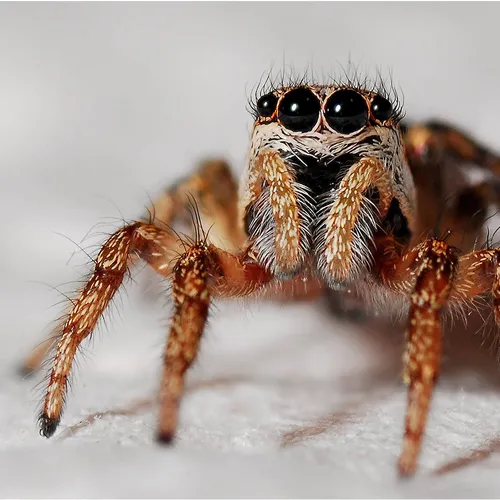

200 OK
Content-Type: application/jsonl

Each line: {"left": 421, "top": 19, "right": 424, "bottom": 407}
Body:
{"left": 240, "top": 83, "right": 416, "bottom": 286}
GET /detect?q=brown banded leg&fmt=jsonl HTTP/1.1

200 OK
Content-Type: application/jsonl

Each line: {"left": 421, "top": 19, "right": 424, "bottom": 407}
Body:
{"left": 404, "top": 121, "right": 500, "bottom": 177}
{"left": 145, "top": 158, "right": 244, "bottom": 250}
{"left": 156, "top": 244, "right": 271, "bottom": 442}
{"left": 404, "top": 122, "right": 500, "bottom": 253}
{"left": 156, "top": 249, "right": 324, "bottom": 442}
{"left": 138, "top": 157, "right": 244, "bottom": 303}
{"left": 157, "top": 247, "right": 323, "bottom": 443}
{"left": 38, "top": 223, "right": 176, "bottom": 435}
{"left": 419, "top": 181, "right": 494, "bottom": 254}
{"left": 36, "top": 221, "right": 250, "bottom": 437}
{"left": 445, "top": 180, "right": 500, "bottom": 252}
{"left": 374, "top": 233, "right": 500, "bottom": 475}
{"left": 37, "top": 219, "right": 272, "bottom": 438}
{"left": 449, "top": 248, "right": 500, "bottom": 321}
{"left": 22, "top": 159, "right": 244, "bottom": 376}
{"left": 374, "top": 237, "right": 458, "bottom": 476}
{"left": 20, "top": 224, "right": 180, "bottom": 376}
{"left": 399, "top": 241, "right": 457, "bottom": 476}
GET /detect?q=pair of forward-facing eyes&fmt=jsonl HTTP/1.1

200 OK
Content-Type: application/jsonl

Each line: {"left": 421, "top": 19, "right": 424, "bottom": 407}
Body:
{"left": 255, "top": 87, "right": 395, "bottom": 135}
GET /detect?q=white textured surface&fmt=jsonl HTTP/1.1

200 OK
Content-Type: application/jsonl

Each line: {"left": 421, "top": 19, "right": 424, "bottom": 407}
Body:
{"left": 3, "top": 3, "right": 500, "bottom": 498}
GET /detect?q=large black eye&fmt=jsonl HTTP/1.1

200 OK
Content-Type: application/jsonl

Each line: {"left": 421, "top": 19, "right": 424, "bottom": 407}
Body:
{"left": 278, "top": 88, "right": 321, "bottom": 132}
{"left": 256, "top": 92, "right": 278, "bottom": 118}
{"left": 371, "top": 95, "right": 393, "bottom": 122}
{"left": 324, "top": 89, "right": 368, "bottom": 134}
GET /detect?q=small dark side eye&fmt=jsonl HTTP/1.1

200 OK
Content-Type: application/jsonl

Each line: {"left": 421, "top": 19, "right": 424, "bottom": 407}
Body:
{"left": 324, "top": 89, "right": 368, "bottom": 134}
{"left": 256, "top": 93, "right": 278, "bottom": 118}
{"left": 371, "top": 95, "right": 393, "bottom": 123}
{"left": 278, "top": 88, "right": 321, "bottom": 132}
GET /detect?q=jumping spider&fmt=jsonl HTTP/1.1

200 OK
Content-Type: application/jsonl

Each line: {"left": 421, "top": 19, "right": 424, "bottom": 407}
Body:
{"left": 22, "top": 77, "right": 500, "bottom": 476}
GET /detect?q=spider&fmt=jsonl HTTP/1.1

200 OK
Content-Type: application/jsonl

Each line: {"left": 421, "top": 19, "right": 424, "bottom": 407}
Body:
{"left": 21, "top": 76, "right": 500, "bottom": 477}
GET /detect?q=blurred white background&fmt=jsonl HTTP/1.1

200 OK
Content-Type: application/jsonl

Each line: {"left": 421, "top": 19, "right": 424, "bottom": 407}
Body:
{"left": 3, "top": 3, "right": 500, "bottom": 497}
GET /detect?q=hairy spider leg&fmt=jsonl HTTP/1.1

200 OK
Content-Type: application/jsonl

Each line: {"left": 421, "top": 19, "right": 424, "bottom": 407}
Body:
{"left": 21, "top": 160, "right": 244, "bottom": 375}
{"left": 144, "top": 158, "right": 245, "bottom": 251}
{"left": 405, "top": 122, "right": 500, "bottom": 252}
{"left": 37, "top": 221, "right": 272, "bottom": 438}
{"left": 375, "top": 232, "right": 500, "bottom": 475}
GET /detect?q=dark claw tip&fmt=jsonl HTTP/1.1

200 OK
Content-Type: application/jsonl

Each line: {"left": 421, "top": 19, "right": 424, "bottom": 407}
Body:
{"left": 156, "top": 431, "right": 175, "bottom": 446}
{"left": 38, "top": 414, "right": 60, "bottom": 438}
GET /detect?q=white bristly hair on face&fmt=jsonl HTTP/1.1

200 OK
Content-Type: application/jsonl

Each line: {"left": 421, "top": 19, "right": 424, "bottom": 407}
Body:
{"left": 240, "top": 106, "right": 414, "bottom": 286}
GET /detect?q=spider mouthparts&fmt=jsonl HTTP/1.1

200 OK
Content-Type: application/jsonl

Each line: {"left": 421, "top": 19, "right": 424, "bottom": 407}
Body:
{"left": 156, "top": 431, "right": 175, "bottom": 446}
{"left": 38, "top": 414, "right": 60, "bottom": 438}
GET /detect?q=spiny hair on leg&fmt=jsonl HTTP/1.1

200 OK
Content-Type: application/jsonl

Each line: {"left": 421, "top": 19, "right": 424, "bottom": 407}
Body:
{"left": 31, "top": 217, "right": 164, "bottom": 437}
{"left": 33, "top": 265, "right": 137, "bottom": 435}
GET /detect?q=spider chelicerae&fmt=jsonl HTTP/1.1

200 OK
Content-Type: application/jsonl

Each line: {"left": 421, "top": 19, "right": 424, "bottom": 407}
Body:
{"left": 22, "top": 74, "right": 500, "bottom": 476}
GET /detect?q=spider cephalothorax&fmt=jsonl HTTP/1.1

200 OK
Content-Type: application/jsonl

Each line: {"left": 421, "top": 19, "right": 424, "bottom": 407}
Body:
{"left": 241, "top": 84, "right": 415, "bottom": 286}
{"left": 22, "top": 75, "right": 500, "bottom": 477}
